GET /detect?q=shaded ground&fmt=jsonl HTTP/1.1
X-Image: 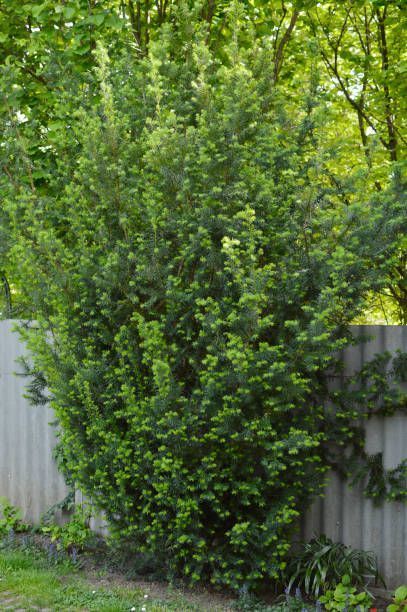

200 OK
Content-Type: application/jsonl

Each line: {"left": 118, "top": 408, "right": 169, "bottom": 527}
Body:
{"left": 0, "top": 548, "right": 234, "bottom": 611}
{"left": 0, "top": 538, "right": 394, "bottom": 611}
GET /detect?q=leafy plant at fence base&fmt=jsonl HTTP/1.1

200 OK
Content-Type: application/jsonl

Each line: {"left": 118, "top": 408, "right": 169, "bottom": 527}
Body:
{"left": 41, "top": 507, "right": 92, "bottom": 553}
{"left": 285, "top": 535, "right": 383, "bottom": 599}
{"left": 318, "top": 575, "right": 372, "bottom": 611}
{"left": 3, "top": 3, "right": 406, "bottom": 591}
{"left": 387, "top": 585, "right": 407, "bottom": 612}
{"left": 0, "top": 498, "right": 29, "bottom": 536}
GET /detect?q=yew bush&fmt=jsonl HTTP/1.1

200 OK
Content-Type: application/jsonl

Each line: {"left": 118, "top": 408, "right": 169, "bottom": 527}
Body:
{"left": 8, "top": 23, "right": 404, "bottom": 589}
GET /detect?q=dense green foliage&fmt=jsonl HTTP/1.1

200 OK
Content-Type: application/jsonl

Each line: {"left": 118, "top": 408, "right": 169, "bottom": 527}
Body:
{"left": 0, "top": 0, "right": 406, "bottom": 592}
{"left": 5, "top": 10, "right": 404, "bottom": 587}
{"left": 1, "top": 1, "right": 406, "bottom": 321}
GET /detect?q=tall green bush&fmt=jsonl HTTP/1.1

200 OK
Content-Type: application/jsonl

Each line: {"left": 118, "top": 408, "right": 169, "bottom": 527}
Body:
{"left": 6, "top": 16, "right": 404, "bottom": 589}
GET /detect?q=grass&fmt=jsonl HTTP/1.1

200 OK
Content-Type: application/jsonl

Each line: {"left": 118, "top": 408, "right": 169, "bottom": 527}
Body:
{"left": 0, "top": 547, "right": 220, "bottom": 611}
{"left": 0, "top": 534, "right": 393, "bottom": 612}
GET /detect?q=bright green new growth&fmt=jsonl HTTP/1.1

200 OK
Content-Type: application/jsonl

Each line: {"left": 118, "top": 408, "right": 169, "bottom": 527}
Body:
{"left": 0, "top": 498, "right": 29, "bottom": 535}
{"left": 6, "top": 13, "right": 404, "bottom": 589}
{"left": 318, "top": 575, "right": 372, "bottom": 611}
{"left": 387, "top": 585, "right": 407, "bottom": 612}
{"left": 41, "top": 508, "right": 92, "bottom": 553}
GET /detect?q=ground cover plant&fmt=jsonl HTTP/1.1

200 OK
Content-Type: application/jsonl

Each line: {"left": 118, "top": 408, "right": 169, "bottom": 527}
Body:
{"left": 0, "top": 525, "right": 234, "bottom": 611}
{"left": 1, "top": 0, "right": 406, "bottom": 596}
{"left": 387, "top": 585, "right": 407, "bottom": 612}
{"left": 41, "top": 506, "right": 93, "bottom": 554}
{"left": 0, "top": 497, "right": 29, "bottom": 536}
{"left": 318, "top": 575, "right": 372, "bottom": 611}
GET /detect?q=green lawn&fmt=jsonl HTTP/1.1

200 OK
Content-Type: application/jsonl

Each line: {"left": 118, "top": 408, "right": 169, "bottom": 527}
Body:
{"left": 0, "top": 548, "right": 228, "bottom": 611}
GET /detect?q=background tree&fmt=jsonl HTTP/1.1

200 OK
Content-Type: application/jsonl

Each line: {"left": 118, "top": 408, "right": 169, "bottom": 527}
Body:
{"left": 305, "top": 1, "right": 406, "bottom": 322}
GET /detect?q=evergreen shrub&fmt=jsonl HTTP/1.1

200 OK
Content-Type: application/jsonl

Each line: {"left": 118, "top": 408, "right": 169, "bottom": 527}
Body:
{"left": 8, "top": 18, "right": 404, "bottom": 590}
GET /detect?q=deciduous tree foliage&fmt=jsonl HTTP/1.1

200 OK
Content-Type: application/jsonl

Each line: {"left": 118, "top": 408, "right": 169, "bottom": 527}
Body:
{"left": 305, "top": 1, "right": 407, "bottom": 323}
{"left": 5, "top": 7, "right": 404, "bottom": 586}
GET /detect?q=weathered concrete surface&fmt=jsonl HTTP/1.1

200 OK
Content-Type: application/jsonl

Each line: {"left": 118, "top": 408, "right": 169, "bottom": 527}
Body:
{"left": 0, "top": 320, "right": 68, "bottom": 523}
{"left": 302, "top": 326, "right": 407, "bottom": 588}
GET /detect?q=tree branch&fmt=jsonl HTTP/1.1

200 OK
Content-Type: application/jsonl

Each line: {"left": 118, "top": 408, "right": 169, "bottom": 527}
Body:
{"left": 273, "top": 9, "right": 299, "bottom": 82}
{"left": 375, "top": 8, "right": 397, "bottom": 161}
{"left": 127, "top": 0, "right": 142, "bottom": 49}
{"left": 1, "top": 273, "right": 12, "bottom": 316}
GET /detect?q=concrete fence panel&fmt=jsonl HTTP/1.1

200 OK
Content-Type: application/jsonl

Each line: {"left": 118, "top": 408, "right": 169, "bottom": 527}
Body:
{"left": 302, "top": 325, "right": 407, "bottom": 588}
{"left": 0, "top": 320, "right": 69, "bottom": 523}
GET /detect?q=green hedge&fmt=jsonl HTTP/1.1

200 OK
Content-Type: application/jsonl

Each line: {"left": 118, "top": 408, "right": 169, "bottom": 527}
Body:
{"left": 9, "top": 23, "right": 403, "bottom": 590}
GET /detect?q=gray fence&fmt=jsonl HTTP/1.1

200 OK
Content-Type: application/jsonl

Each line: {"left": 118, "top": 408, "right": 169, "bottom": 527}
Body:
{"left": 0, "top": 321, "right": 406, "bottom": 586}
{"left": 302, "top": 325, "right": 407, "bottom": 588}
{"left": 0, "top": 320, "right": 68, "bottom": 523}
